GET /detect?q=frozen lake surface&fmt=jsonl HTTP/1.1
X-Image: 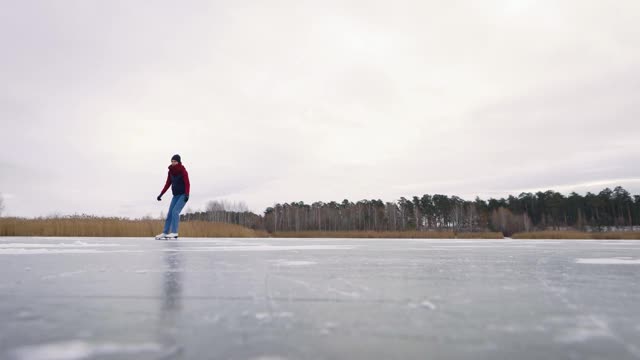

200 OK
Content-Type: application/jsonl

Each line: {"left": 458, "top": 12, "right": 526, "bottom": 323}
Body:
{"left": 1, "top": 237, "right": 640, "bottom": 360}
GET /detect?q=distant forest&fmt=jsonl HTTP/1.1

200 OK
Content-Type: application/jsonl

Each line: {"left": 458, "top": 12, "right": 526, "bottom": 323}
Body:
{"left": 182, "top": 186, "right": 640, "bottom": 236}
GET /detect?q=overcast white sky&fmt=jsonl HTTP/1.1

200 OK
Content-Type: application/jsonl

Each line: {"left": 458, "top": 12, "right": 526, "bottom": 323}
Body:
{"left": 1, "top": 0, "right": 639, "bottom": 218}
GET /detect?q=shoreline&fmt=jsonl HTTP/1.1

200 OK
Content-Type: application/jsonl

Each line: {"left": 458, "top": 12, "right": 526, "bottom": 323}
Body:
{"left": 2, "top": 218, "right": 640, "bottom": 239}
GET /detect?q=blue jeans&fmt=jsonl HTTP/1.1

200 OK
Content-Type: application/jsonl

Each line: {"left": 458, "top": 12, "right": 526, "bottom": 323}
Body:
{"left": 163, "top": 194, "right": 187, "bottom": 233}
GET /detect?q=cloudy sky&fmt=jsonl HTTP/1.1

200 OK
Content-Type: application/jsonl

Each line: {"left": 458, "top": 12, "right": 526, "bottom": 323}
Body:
{"left": 1, "top": 0, "right": 639, "bottom": 218}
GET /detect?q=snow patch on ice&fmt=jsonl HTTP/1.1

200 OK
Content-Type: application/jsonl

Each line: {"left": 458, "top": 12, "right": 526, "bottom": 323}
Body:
{"left": 420, "top": 300, "right": 437, "bottom": 310}
{"left": 0, "top": 242, "right": 127, "bottom": 248}
{"left": 554, "top": 316, "right": 614, "bottom": 343}
{"left": 0, "top": 241, "right": 139, "bottom": 255}
{"left": 1, "top": 249, "right": 103, "bottom": 255}
{"left": 556, "top": 326, "right": 613, "bottom": 343}
{"left": 407, "top": 300, "right": 437, "bottom": 310}
{"left": 171, "top": 239, "right": 267, "bottom": 246}
{"left": 486, "top": 323, "right": 547, "bottom": 333}
{"left": 9, "top": 340, "right": 166, "bottom": 360}
{"left": 272, "top": 260, "right": 317, "bottom": 266}
{"left": 164, "top": 245, "right": 356, "bottom": 252}
{"left": 0, "top": 249, "right": 142, "bottom": 255}
{"left": 327, "top": 286, "right": 360, "bottom": 298}
{"left": 203, "top": 314, "right": 222, "bottom": 323}
{"left": 320, "top": 321, "right": 340, "bottom": 335}
{"left": 324, "top": 321, "right": 339, "bottom": 329}
{"left": 576, "top": 258, "right": 640, "bottom": 265}
{"left": 41, "top": 270, "right": 87, "bottom": 280}
{"left": 487, "top": 324, "right": 525, "bottom": 333}
{"left": 255, "top": 312, "right": 294, "bottom": 321}
{"left": 15, "top": 310, "right": 40, "bottom": 321}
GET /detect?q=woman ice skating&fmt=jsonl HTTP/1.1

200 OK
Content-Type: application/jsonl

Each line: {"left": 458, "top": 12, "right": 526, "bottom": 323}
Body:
{"left": 156, "top": 154, "right": 190, "bottom": 240}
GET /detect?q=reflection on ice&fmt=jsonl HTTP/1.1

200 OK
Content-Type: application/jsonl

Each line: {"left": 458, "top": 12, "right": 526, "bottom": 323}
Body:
{"left": 156, "top": 241, "right": 184, "bottom": 354}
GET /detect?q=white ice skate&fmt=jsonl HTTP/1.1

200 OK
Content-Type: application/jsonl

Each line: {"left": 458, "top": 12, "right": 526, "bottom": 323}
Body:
{"left": 155, "top": 233, "right": 169, "bottom": 240}
{"left": 166, "top": 233, "right": 179, "bottom": 239}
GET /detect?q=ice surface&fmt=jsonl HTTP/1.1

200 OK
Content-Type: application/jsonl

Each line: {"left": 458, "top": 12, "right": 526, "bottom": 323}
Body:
{"left": 1, "top": 237, "right": 640, "bottom": 360}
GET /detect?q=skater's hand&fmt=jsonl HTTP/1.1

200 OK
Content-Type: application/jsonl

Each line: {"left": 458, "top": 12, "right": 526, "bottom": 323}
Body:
{"left": 184, "top": 195, "right": 189, "bottom": 203}
{"left": 157, "top": 195, "right": 162, "bottom": 201}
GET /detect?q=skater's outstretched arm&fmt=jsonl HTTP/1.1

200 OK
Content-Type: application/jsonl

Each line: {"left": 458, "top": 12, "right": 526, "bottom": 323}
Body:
{"left": 158, "top": 173, "right": 171, "bottom": 200}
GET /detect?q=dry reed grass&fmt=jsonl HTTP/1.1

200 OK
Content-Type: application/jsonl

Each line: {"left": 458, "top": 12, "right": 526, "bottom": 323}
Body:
{"left": 0, "top": 218, "right": 268, "bottom": 238}
{"left": 512, "top": 231, "right": 640, "bottom": 240}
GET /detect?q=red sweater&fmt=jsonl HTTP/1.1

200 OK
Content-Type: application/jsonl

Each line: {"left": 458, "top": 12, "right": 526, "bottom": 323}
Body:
{"left": 160, "top": 163, "right": 190, "bottom": 196}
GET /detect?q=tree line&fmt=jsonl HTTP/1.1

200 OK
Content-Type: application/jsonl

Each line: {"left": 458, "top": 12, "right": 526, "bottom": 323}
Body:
{"left": 182, "top": 186, "right": 640, "bottom": 235}
{"left": 181, "top": 200, "right": 264, "bottom": 230}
